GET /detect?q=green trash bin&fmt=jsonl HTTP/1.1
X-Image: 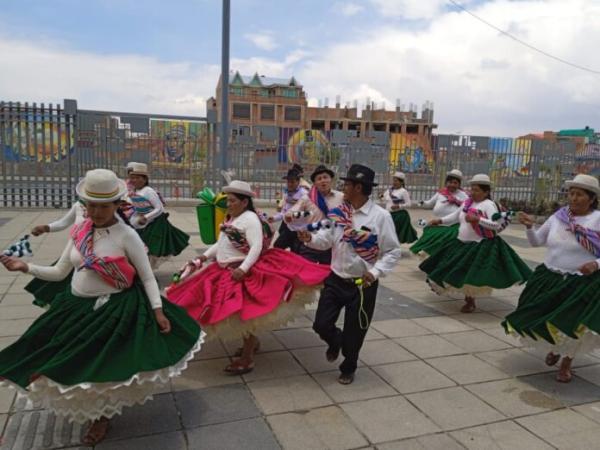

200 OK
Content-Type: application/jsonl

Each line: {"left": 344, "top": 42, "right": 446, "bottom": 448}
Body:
{"left": 196, "top": 187, "right": 217, "bottom": 245}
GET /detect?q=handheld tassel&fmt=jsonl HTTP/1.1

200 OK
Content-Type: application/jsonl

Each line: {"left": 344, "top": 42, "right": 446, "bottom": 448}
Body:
{"left": 3, "top": 235, "right": 33, "bottom": 257}
{"left": 417, "top": 218, "right": 428, "bottom": 228}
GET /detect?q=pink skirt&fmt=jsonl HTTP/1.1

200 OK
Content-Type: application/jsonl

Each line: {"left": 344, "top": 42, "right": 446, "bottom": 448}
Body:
{"left": 166, "top": 248, "right": 330, "bottom": 341}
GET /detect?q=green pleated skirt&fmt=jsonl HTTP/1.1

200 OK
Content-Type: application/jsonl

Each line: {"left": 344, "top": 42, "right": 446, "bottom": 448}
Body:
{"left": 410, "top": 224, "right": 459, "bottom": 257}
{"left": 0, "top": 282, "right": 202, "bottom": 423}
{"left": 502, "top": 264, "right": 600, "bottom": 347}
{"left": 391, "top": 210, "right": 418, "bottom": 244}
{"left": 138, "top": 213, "right": 190, "bottom": 257}
{"left": 419, "top": 236, "right": 532, "bottom": 297}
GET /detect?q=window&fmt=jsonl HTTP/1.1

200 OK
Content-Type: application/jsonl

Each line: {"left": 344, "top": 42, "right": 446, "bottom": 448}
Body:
{"left": 232, "top": 103, "right": 251, "bottom": 119}
{"left": 230, "top": 87, "right": 244, "bottom": 96}
{"left": 260, "top": 89, "right": 269, "bottom": 97}
{"left": 284, "top": 106, "right": 301, "bottom": 121}
{"left": 282, "top": 88, "right": 298, "bottom": 98}
{"left": 260, "top": 105, "right": 275, "bottom": 120}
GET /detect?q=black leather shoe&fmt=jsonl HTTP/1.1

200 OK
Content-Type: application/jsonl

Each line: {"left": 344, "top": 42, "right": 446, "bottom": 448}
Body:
{"left": 338, "top": 372, "right": 354, "bottom": 385}
{"left": 326, "top": 345, "right": 340, "bottom": 362}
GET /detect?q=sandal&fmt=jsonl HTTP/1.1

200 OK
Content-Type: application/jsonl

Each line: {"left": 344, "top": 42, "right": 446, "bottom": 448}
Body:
{"left": 233, "top": 341, "right": 261, "bottom": 358}
{"left": 82, "top": 418, "right": 110, "bottom": 445}
{"left": 545, "top": 352, "right": 561, "bottom": 366}
{"left": 338, "top": 373, "right": 355, "bottom": 385}
{"left": 224, "top": 359, "right": 255, "bottom": 375}
{"left": 460, "top": 299, "right": 476, "bottom": 313}
{"left": 556, "top": 369, "right": 573, "bottom": 383}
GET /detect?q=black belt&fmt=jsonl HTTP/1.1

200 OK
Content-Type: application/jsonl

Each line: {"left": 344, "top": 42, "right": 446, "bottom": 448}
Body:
{"left": 332, "top": 272, "right": 362, "bottom": 284}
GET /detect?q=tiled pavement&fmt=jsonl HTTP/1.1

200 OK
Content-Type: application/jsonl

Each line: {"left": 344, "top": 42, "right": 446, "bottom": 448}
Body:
{"left": 1, "top": 207, "right": 600, "bottom": 449}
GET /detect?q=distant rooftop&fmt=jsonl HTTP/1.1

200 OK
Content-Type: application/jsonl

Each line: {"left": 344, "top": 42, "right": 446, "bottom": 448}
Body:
{"left": 228, "top": 71, "right": 301, "bottom": 88}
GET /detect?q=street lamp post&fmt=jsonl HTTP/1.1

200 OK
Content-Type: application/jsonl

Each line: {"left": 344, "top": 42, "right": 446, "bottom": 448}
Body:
{"left": 220, "top": 0, "right": 230, "bottom": 187}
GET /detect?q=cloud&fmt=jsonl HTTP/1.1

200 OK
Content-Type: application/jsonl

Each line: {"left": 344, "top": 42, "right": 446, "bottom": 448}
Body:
{"left": 244, "top": 32, "right": 278, "bottom": 51}
{"left": 298, "top": 0, "right": 600, "bottom": 135}
{"left": 334, "top": 2, "right": 364, "bottom": 16}
{"left": 369, "top": 0, "right": 448, "bottom": 20}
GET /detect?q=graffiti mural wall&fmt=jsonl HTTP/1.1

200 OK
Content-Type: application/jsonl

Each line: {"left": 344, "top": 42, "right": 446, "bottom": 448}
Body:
{"left": 389, "top": 133, "right": 433, "bottom": 173}
{"left": 148, "top": 120, "right": 207, "bottom": 166}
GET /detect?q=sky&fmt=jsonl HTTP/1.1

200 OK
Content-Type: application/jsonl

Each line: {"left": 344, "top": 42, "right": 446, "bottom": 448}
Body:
{"left": 0, "top": 0, "right": 599, "bottom": 136}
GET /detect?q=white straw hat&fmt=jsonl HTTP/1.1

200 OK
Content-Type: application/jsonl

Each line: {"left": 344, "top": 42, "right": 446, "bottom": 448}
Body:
{"left": 222, "top": 180, "right": 256, "bottom": 197}
{"left": 128, "top": 162, "right": 148, "bottom": 176}
{"left": 126, "top": 161, "right": 141, "bottom": 171}
{"left": 565, "top": 174, "right": 600, "bottom": 196}
{"left": 468, "top": 173, "right": 492, "bottom": 186}
{"left": 446, "top": 169, "right": 463, "bottom": 181}
{"left": 393, "top": 171, "right": 406, "bottom": 180}
{"left": 76, "top": 169, "right": 128, "bottom": 203}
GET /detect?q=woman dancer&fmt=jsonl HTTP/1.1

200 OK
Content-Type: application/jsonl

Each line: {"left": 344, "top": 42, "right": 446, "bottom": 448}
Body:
{"left": 503, "top": 174, "right": 600, "bottom": 382}
{"left": 382, "top": 172, "right": 417, "bottom": 244}
{"left": 419, "top": 174, "right": 531, "bottom": 313}
{"left": 0, "top": 169, "right": 202, "bottom": 445}
{"left": 411, "top": 169, "right": 468, "bottom": 257}
{"left": 127, "top": 162, "right": 189, "bottom": 268}
{"left": 167, "top": 180, "right": 330, "bottom": 375}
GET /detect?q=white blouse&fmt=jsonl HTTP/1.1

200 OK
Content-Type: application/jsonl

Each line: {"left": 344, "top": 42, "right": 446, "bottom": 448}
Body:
{"left": 129, "top": 186, "right": 164, "bottom": 229}
{"left": 27, "top": 221, "right": 162, "bottom": 309}
{"left": 203, "top": 210, "right": 263, "bottom": 273}
{"left": 526, "top": 211, "right": 600, "bottom": 275}
{"left": 383, "top": 188, "right": 411, "bottom": 211}
{"left": 422, "top": 190, "right": 468, "bottom": 220}
{"left": 48, "top": 202, "right": 87, "bottom": 232}
{"left": 441, "top": 199, "right": 501, "bottom": 243}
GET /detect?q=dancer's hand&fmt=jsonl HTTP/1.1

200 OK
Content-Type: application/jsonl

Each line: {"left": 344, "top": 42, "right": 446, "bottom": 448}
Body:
{"left": 231, "top": 268, "right": 246, "bottom": 282}
{"left": 284, "top": 213, "right": 292, "bottom": 224}
{"left": 154, "top": 308, "right": 171, "bottom": 333}
{"left": 31, "top": 225, "right": 49, "bottom": 236}
{"left": 363, "top": 271, "right": 376, "bottom": 287}
{"left": 297, "top": 230, "right": 312, "bottom": 243}
{"left": 428, "top": 219, "right": 442, "bottom": 227}
{"left": 391, "top": 205, "right": 400, "bottom": 211}
{"left": 138, "top": 216, "right": 148, "bottom": 225}
{"left": 0, "top": 255, "right": 28, "bottom": 273}
{"left": 518, "top": 212, "right": 535, "bottom": 228}
{"left": 579, "top": 261, "right": 599, "bottom": 275}
{"left": 465, "top": 213, "right": 480, "bottom": 224}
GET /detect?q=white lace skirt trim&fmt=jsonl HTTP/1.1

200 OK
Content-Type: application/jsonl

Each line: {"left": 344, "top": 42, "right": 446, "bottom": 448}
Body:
{"left": 0, "top": 331, "right": 205, "bottom": 424}
{"left": 509, "top": 326, "right": 600, "bottom": 358}
{"left": 427, "top": 279, "right": 493, "bottom": 298}
{"left": 202, "top": 285, "right": 320, "bottom": 342}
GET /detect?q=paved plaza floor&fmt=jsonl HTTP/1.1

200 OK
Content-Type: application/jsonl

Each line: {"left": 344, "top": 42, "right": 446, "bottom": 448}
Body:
{"left": 1, "top": 207, "right": 600, "bottom": 449}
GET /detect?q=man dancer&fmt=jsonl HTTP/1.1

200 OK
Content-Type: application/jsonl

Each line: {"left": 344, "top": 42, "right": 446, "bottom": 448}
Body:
{"left": 287, "top": 165, "right": 344, "bottom": 264}
{"left": 299, "top": 164, "right": 401, "bottom": 384}
{"left": 271, "top": 169, "right": 307, "bottom": 252}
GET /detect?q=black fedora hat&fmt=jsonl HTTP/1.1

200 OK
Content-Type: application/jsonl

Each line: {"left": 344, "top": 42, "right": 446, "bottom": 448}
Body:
{"left": 282, "top": 169, "right": 301, "bottom": 180}
{"left": 340, "top": 164, "right": 378, "bottom": 186}
{"left": 291, "top": 163, "right": 304, "bottom": 175}
{"left": 310, "top": 165, "right": 335, "bottom": 182}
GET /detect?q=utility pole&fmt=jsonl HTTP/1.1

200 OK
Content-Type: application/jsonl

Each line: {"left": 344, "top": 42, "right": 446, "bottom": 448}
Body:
{"left": 220, "top": 0, "right": 230, "bottom": 187}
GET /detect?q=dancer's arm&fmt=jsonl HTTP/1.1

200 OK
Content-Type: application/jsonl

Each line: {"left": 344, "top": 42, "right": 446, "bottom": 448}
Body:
{"left": 124, "top": 231, "right": 162, "bottom": 309}
{"left": 47, "top": 203, "right": 78, "bottom": 232}
{"left": 27, "top": 241, "right": 74, "bottom": 281}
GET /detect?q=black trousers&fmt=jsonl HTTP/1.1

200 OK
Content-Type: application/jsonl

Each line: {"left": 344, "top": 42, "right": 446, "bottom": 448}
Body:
{"left": 313, "top": 272, "right": 378, "bottom": 374}
{"left": 298, "top": 245, "right": 332, "bottom": 264}
{"left": 273, "top": 222, "right": 301, "bottom": 253}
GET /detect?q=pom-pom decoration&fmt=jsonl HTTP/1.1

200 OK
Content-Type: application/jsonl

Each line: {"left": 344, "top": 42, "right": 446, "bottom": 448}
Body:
{"left": 3, "top": 235, "right": 33, "bottom": 258}
{"left": 417, "top": 218, "right": 429, "bottom": 228}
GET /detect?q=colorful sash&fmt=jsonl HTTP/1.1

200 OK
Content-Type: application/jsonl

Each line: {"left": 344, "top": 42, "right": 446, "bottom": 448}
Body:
{"left": 70, "top": 219, "right": 136, "bottom": 289}
{"left": 462, "top": 198, "right": 496, "bottom": 239}
{"left": 309, "top": 186, "right": 329, "bottom": 216}
{"left": 439, "top": 188, "right": 463, "bottom": 207}
{"left": 555, "top": 207, "right": 600, "bottom": 257}
{"left": 128, "top": 194, "right": 154, "bottom": 215}
{"left": 220, "top": 212, "right": 273, "bottom": 255}
{"left": 328, "top": 202, "right": 380, "bottom": 263}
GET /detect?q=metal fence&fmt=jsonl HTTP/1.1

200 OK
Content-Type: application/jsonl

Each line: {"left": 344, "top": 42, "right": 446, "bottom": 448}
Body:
{"left": 1, "top": 100, "right": 597, "bottom": 209}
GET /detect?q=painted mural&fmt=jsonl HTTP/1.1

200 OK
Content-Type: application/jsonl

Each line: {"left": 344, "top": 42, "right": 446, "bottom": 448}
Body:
{"left": 488, "top": 138, "right": 532, "bottom": 182}
{"left": 3, "top": 116, "right": 74, "bottom": 162}
{"left": 575, "top": 144, "right": 600, "bottom": 176}
{"left": 389, "top": 133, "right": 433, "bottom": 173}
{"left": 278, "top": 128, "right": 333, "bottom": 164}
{"left": 148, "top": 120, "right": 207, "bottom": 166}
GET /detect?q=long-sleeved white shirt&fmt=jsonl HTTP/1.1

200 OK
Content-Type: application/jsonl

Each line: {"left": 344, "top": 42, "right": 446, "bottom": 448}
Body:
{"left": 383, "top": 188, "right": 411, "bottom": 211}
{"left": 441, "top": 199, "right": 501, "bottom": 243}
{"left": 305, "top": 199, "right": 402, "bottom": 279}
{"left": 203, "top": 210, "right": 263, "bottom": 274}
{"left": 48, "top": 202, "right": 87, "bottom": 232}
{"left": 129, "top": 186, "right": 164, "bottom": 229}
{"left": 526, "top": 211, "right": 600, "bottom": 274}
{"left": 27, "top": 221, "right": 162, "bottom": 309}
{"left": 422, "top": 190, "right": 468, "bottom": 220}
